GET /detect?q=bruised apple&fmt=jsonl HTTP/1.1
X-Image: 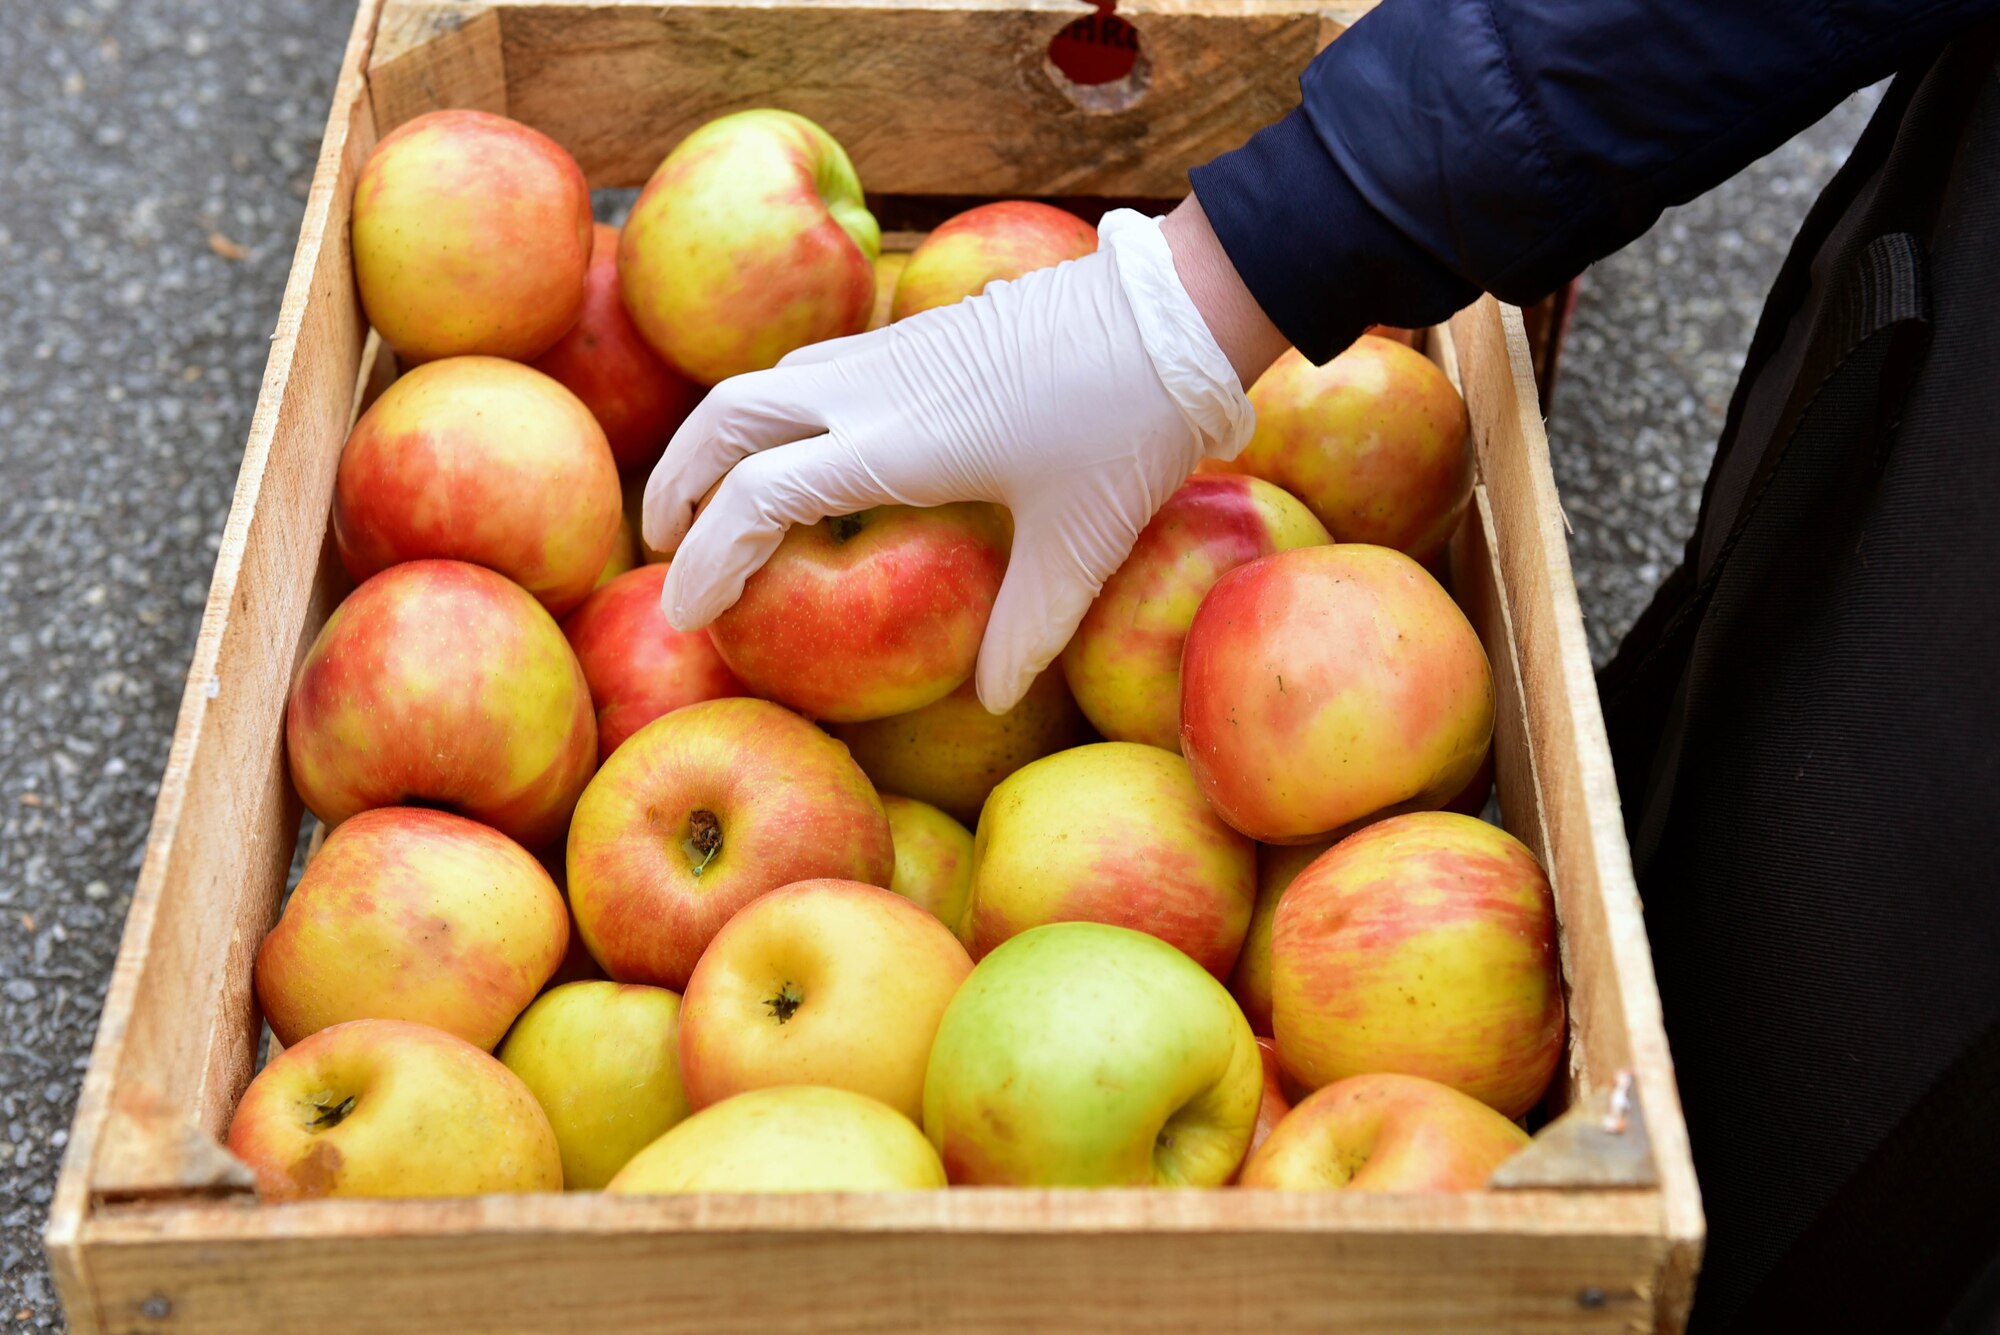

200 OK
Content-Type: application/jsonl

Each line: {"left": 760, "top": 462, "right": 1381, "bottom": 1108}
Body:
{"left": 891, "top": 201, "right": 1097, "bottom": 320}
{"left": 286, "top": 560, "right": 597, "bottom": 851}
{"left": 333, "top": 356, "right": 621, "bottom": 615}
{"left": 532, "top": 222, "right": 704, "bottom": 474}
{"left": 1271, "top": 812, "right": 1564, "bottom": 1118}
{"left": 1238, "top": 1073, "right": 1529, "bottom": 1190}
{"left": 964, "top": 742, "right": 1254, "bottom": 978}
{"left": 351, "top": 109, "right": 590, "bottom": 364}
{"left": 254, "top": 808, "right": 567, "bottom": 1050}
{"left": 1180, "top": 544, "right": 1493, "bottom": 843}
{"left": 562, "top": 564, "right": 745, "bottom": 763}
{"left": 826, "top": 667, "right": 1089, "bottom": 828}
{"left": 565, "top": 697, "right": 894, "bottom": 989}
{"left": 1062, "top": 474, "right": 1328, "bottom": 752}
{"left": 620, "top": 110, "right": 878, "bottom": 384}
{"left": 709, "top": 504, "right": 1009, "bottom": 723}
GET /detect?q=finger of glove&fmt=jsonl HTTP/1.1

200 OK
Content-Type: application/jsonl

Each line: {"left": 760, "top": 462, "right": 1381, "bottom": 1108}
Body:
{"left": 973, "top": 517, "right": 1111, "bottom": 715}
{"left": 642, "top": 366, "right": 829, "bottom": 556}
{"left": 775, "top": 323, "right": 894, "bottom": 368}
{"left": 661, "top": 432, "right": 899, "bottom": 631}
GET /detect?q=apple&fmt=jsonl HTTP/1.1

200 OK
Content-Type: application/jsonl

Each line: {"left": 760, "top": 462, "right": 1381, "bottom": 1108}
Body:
{"left": 566, "top": 696, "right": 894, "bottom": 989}
{"left": 351, "top": 109, "right": 590, "bottom": 364}
{"left": 619, "top": 109, "right": 878, "bottom": 385}
{"left": 562, "top": 564, "right": 746, "bottom": 763}
{"left": 890, "top": 200, "right": 1097, "bottom": 320}
{"left": 869, "top": 251, "right": 908, "bottom": 331}
{"left": 625, "top": 475, "right": 672, "bottom": 565}
{"left": 1227, "top": 838, "right": 1334, "bottom": 1037}
{"left": 964, "top": 742, "right": 1254, "bottom": 977}
{"left": 287, "top": 560, "right": 597, "bottom": 851}
{"left": 881, "top": 794, "right": 975, "bottom": 929}
{"left": 1213, "top": 337, "right": 1471, "bottom": 562}
{"left": 226, "top": 1018, "right": 561, "bottom": 1199}
{"left": 1366, "top": 325, "right": 1418, "bottom": 348}
{"left": 608, "top": 1085, "right": 946, "bottom": 1193}
{"left": 679, "top": 879, "right": 972, "bottom": 1120}
{"left": 709, "top": 503, "right": 1010, "bottom": 723}
{"left": 923, "top": 922, "right": 1262, "bottom": 1186}
{"left": 531, "top": 222, "right": 704, "bottom": 475}
{"left": 1443, "top": 743, "right": 1497, "bottom": 817}
{"left": 255, "top": 807, "right": 567, "bottom": 1050}
{"left": 1229, "top": 1037, "right": 1292, "bottom": 1181}
{"left": 498, "top": 980, "right": 691, "bottom": 1190}
{"left": 825, "top": 666, "right": 1090, "bottom": 828}
{"left": 1180, "top": 544, "right": 1494, "bottom": 843}
{"left": 1271, "top": 811, "right": 1564, "bottom": 1118}
{"left": 1061, "top": 474, "right": 1328, "bottom": 752}
{"left": 333, "top": 356, "right": 622, "bottom": 616}
{"left": 595, "top": 509, "right": 640, "bottom": 590}
{"left": 1238, "top": 1072, "right": 1529, "bottom": 1190}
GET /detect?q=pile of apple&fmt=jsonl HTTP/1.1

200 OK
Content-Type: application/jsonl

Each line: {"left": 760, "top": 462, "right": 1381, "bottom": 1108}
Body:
{"left": 225, "top": 106, "right": 1563, "bottom": 1200}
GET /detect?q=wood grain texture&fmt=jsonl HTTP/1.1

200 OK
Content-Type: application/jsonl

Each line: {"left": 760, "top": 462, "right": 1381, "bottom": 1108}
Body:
{"left": 1448, "top": 296, "right": 1706, "bottom": 1319}
{"left": 484, "top": 0, "right": 1353, "bottom": 193}
{"left": 368, "top": 2, "right": 507, "bottom": 127}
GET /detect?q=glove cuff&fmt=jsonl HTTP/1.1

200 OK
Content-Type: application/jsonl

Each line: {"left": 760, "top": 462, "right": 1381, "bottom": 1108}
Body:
{"left": 1099, "top": 209, "right": 1257, "bottom": 460}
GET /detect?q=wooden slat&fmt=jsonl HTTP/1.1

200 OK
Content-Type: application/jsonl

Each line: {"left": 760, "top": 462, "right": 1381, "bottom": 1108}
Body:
{"left": 44, "top": 6, "right": 392, "bottom": 1320}
{"left": 76, "top": 1190, "right": 1668, "bottom": 1335}
{"left": 1448, "top": 297, "right": 1706, "bottom": 1325}
{"left": 480, "top": 0, "right": 1365, "bottom": 194}
{"left": 368, "top": 1, "right": 507, "bottom": 126}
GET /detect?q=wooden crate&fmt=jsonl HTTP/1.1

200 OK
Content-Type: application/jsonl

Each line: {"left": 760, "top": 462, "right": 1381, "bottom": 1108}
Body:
{"left": 45, "top": 1, "right": 1703, "bottom": 1330}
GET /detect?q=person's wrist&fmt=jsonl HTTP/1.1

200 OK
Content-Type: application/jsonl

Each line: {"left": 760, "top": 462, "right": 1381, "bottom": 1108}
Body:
{"left": 1160, "top": 195, "right": 1289, "bottom": 390}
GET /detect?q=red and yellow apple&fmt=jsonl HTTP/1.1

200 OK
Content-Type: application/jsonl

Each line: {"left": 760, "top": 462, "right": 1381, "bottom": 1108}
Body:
{"left": 869, "top": 251, "right": 908, "bottom": 331}
{"left": 619, "top": 109, "right": 878, "bottom": 385}
{"left": 255, "top": 807, "right": 567, "bottom": 1050}
{"left": 532, "top": 222, "right": 704, "bottom": 475}
{"left": 1180, "top": 544, "right": 1494, "bottom": 843}
{"left": 595, "top": 510, "right": 640, "bottom": 590}
{"left": 1215, "top": 337, "right": 1472, "bottom": 562}
{"left": 565, "top": 697, "right": 893, "bottom": 989}
{"left": 226, "top": 1018, "right": 561, "bottom": 1199}
{"left": 709, "top": 503, "right": 1009, "bottom": 723}
{"left": 1061, "top": 474, "right": 1328, "bottom": 752}
{"left": 1227, "top": 838, "right": 1334, "bottom": 1037}
{"left": 561, "top": 563, "right": 745, "bottom": 763}
{"left": 924, "top": 922, "right": 1262, "bottom": 1186}
{"left": 498, "top": 980, "right": 691, "bottom": 1190}
{"left": 333, "top": 356, "right": 622, "bottom": 615}
{"left": 826, "top": 666, "right": 1090, "bottom": 827}
{"left": 625, "top": 476, "right": 672, "bottom": 565}
{"left": 881, "top": 793, "right": 975, "bottom": 929}
{"left": 1235, "top": 1037, "right": 1292, "bottom": 1178}
{"left": 679, "top": 879, "right": 972, "bottom": 1120}
{"left": 286, "top": 559, "right": 597, "bottom": 851}
{"left": 1238, "top": 1072, "right": 1529, "bottom": 1190}
{"left": 1271, "top": 812, "right": 1564, "bottom": 1117}
{"left": 351, "top": 109, "right": 591, "bottom": 364}
{"left": 965, "top": 742, "right": 1254, "bottom": 977}
{"left": 608, "top": 1085, "right": 945, "bottom": 1193}
{"left": 890, "top": 200, "right": 1097, "bottom": 320}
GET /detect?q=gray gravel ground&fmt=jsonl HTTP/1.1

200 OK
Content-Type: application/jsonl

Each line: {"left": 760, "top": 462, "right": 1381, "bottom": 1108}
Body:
{"left": 0, "top": 1, "right": 1875, "bottom": 1323}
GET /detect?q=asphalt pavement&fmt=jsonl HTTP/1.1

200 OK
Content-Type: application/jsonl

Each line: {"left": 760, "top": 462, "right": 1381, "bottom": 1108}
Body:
{"left": 0, "top": 0, "right": 1878, "bottom": 1323}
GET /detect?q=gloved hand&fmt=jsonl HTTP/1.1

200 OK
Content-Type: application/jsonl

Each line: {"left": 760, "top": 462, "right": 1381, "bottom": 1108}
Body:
{"left": 641, "top": 209, "right": 1256, "bottom": 713}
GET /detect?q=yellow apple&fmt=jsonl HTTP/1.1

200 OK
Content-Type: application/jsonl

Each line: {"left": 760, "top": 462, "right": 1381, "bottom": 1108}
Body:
{"left": 965, "top": 742, "right": 1255, "bottom": 977}
{"left": 678, "top": 879, "right": 972, "bottom": 1121}
{"left": 498, "top": 981, "right": 691, "bottom": 1190}
{"left": 1238, "top": 1072, "right": 1529, "bottom": 1190}
{"left": 254, "top": 807, "right": 568, "bottom": 1050}
{"left": 881, "top": 793, "right": 975, "bottom": 929}
{"left": 924, "top": 922, "right": 1262, "bottom": 1186}
{"left": 607, "top": 1085, "right": 946, "bottom": 1192}
{"left": 226, "top": 1018, "right": 561, "bottom": 1199}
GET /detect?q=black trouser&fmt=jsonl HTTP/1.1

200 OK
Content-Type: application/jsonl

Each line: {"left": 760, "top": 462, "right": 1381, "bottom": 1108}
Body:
{"left": 1600, "top": 25, "right": 2000, "bottom": 1334}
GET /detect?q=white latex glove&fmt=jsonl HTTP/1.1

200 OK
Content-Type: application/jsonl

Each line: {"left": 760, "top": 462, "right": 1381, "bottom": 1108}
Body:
{"left": 641, "top": 209, "right": 1255, "bottom": 713}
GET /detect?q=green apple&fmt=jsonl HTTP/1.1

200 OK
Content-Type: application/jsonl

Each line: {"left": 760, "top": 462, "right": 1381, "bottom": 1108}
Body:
{"left": 922, "top": 922, "right": 1262, "bottom": 1186}
{"left": 497, "top": 981, "right": 691, "bottom": 1190}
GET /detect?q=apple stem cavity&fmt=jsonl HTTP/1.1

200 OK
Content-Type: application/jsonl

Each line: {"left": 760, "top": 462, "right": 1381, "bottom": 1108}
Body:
{"left": 765, "top": 980, "right": 804, "bottom": 1025}
{"left": 308, "top": 1095, "right": 357, "bottom": 1131}
{"left": 684, "top": 808, "right": 723, "bottom": 877}
{"left": 828, "top": 513, "right": 868, "bottom": 543}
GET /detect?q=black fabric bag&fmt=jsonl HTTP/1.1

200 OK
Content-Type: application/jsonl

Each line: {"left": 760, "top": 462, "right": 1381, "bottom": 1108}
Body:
{"left": 1598, "top": 25, "right": 2000, "bottom": 1335}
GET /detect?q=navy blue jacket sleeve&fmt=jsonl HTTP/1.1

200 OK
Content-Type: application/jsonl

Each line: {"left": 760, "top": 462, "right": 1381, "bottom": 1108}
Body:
{"left": 1191, "top": 0, "right": 1999, "bottom": 362}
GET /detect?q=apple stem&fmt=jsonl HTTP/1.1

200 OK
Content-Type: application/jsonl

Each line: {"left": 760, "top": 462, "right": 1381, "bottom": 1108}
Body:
{"left": 829, "top": 513, "right": 867, "bottom": 543}
{"left": 685, "top": 808, "right": 723, "bottom": 877}
{"left": 309, "top": 1095, "right": 357, "bottom": 1131}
